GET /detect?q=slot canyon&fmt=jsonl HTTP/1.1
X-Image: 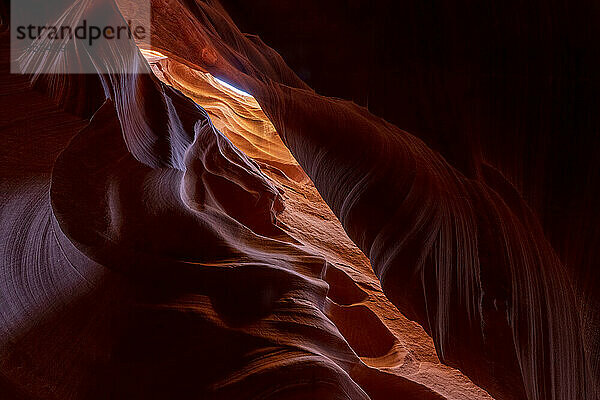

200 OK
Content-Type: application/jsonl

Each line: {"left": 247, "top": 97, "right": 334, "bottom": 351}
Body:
{"left": 0, "top": 1, "right": 598, "bottom": 399}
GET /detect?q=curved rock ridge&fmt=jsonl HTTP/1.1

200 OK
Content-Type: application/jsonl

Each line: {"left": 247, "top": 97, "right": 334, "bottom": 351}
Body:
{"left": 138, "top": 1, "right": 597, "bottom": 399}
{"left": 1, "top": 0, "right": 597, "bottom": 400}
{"left": 146, "top": 56, "right": 306, "bottom": 183}
{"left": 143, "top": 51, "right": 493, "bottom": 399}
{"left": 0, "top": 1, "right": 491, "bottom": 399}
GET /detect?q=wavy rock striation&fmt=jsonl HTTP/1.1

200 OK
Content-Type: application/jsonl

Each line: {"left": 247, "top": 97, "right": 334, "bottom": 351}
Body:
{"left": 0, "top": 0, "right": 489, "bottom": 398}
{"left": 140, "top": 1, "right": 598, "bottom": 399}
{"left": 1, "top": 1, "right": 598, "bottom": 400}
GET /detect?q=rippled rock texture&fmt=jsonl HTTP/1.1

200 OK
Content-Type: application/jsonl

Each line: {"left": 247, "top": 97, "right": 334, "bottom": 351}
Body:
{"left": 1, "top": 1, "right": 598, "bottom": 399}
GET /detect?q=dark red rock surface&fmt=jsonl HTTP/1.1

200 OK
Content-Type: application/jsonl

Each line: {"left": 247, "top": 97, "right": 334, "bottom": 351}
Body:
{"left": 1, "top": 1, "right": 598, "bottom": 399}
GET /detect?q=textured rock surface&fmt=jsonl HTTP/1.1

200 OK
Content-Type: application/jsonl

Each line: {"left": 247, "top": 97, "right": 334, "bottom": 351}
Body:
{"left": 141, "top": 1, "right": 598, "bottom": 399}
{"left": 147, "top": 53, "right": 493, "bottom": 399}
{"left": 0, "top": 2, "right": 489, "bottom": 398}
{"left": 1, "top": 0, "right": 598, "bottom": 399}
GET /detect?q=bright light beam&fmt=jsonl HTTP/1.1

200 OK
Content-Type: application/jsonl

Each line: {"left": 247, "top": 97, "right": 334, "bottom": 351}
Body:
{"left": 214, "top": 77, "right": 252, "bottom": 97}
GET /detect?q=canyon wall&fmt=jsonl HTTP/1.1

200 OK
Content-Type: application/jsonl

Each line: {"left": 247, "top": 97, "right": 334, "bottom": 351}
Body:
{"left": 1, "top": 1, "right": 598, "bottom": 399}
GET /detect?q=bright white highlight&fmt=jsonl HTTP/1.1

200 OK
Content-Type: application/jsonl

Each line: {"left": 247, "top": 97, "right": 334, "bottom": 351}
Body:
{"left": 214, "top": 77, "right": 252, "bottom": 97}
{"left": 139, "top": 49, "right": 252, "bottom": 97}
{"left": 140, "top": 49, "right": 168, "bottom": 61}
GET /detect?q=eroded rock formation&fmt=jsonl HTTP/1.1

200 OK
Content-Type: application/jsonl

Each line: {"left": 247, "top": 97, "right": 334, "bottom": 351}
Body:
{"left": 1, "top": 0, "right": 598, "bottom": 399}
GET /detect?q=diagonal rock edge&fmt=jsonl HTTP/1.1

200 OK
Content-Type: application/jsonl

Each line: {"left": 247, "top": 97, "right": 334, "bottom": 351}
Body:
{"left": 145, "top": 53, "right": 495, "bottom": 399}
{"left": 1, "top": 0, "right": 490, "bottom": 399}
{"left": 1, "top": 0, "right": 597, "bottom": 399}
{"left": 139, "top": 1, "right": 597, "bottom": 399}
